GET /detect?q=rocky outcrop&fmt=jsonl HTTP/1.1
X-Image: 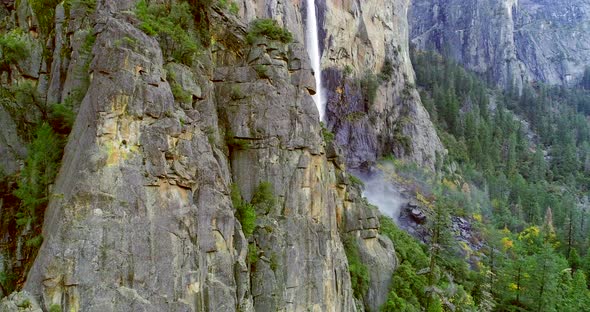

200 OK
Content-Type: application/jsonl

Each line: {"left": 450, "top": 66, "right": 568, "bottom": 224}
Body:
{"left": 236, "top": 0, "right": 444, "bottom": 170}
{"left": 0, "top": 291, "right": 42, "bottom": 312}
{"left": 410, "top": 0, "right": 590, "bottom": 87}
{"left": 214, "top": 29, "right": 357, "bottom": 311}
{"left": 341, "top": 187, "right": 397, "bottom": 311}
{"left": 25, "top": 6, "right": 245, "bottom": 310}
{"left": 321, "top": 0, "right": 444, "bottom": 170}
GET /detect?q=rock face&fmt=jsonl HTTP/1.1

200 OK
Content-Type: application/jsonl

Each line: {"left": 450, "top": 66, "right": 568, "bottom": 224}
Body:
{"left": 322, "top": 0, "right": 444, "bottom": 170}
{"left": 410, "top": 0, "right": 524, "bottom": 90}
{"left": 26, "top": 7, "right": 246, "bottom": 310}
{"left": 10, "top": 0, "right": 400, "bottom": 311}
{"left": 514, "top": 0, "right": 590, "bottom": 85}
{"left": 0, "top": 106, "right": 25, "bottom": 176}
{"left": 0, "top": 291, "right": 43, "bottom": 312}
{"left": 410, "top": 0, "right": 590, "bottom": 87}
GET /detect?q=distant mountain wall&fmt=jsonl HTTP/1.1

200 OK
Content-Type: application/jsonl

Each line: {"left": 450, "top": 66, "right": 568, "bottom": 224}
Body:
{"left": 410, "top": 0, "right": 590, "bottom": 88}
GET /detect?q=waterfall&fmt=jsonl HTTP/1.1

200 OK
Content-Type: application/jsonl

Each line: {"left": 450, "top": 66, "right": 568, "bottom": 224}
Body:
{"left": 305, "top": 0, "right": 325, "bottom": 121}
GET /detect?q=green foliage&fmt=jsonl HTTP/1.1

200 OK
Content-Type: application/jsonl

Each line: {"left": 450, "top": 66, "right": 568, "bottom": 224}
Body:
{"left": 170, "top": 82, "right": 193, "bottom": 104}
{"left": 218, "top": 0, "right": 239, "bottom": 15}
{"left": 394, "top": 126, "right": 412, "bottom": 154}
{"left": 21, "top": 299, "right": 31, "bottom": 308}
{"left": 343, "top": 65, "right": 353, "bottom": 77}
{"left": 360, "top": 72, "right": 379, "bottom": 105}
{"left": 251, "top": 181, "right": 276, "bottom": 215}
{"left": 231, "top": 184, "right": 257, "bottom": 237}
{"left": 25, "top": 234, "right": 43, "bottom": 248}
{"left": 0, "top": 28, "right": 30, "bottom": 76}
{"left": 248, "top": 243, "right": 259, "bottom": 266}
{"left": 49, "top": 304, "right": 62, "bottom": 312}
{"left": 48, "top": 103, "right": 75, "bottom": 135}
{"left": 0, "top": 81, "right": 39, "bottom": 140}
{"left": 406, "top": 49, "right": 590, "bottom": 312}
{"left": 14, "top": 123, "right": 63, "bottom": 230}
{"left": 29, "top": 0, "right": 60, "bottom": 38}
{"left": 320, "top": 122, "right": 335, "bottom": 145}
{"left": 230, "top": 181, "right": 274, "bottom": 239}
{"left": 269, "top": 253, "right": 279, "bottom": 271}
{"left": 343, "top": 235, "right": 369, "bottom": 301}
{"left": 0, "top": 37, "right": 75, "bottom": 294}
{"left": 254, "top": 65, "right": 269, "bottom": 79}
{"left": 63, "top": 0, "right": 96, "bottom": 15}
{"left": 378, "top": 57, "right": 394, "bottom": 82}
{"left": 225, "top": 130, "right": 251, "bottom": 150}
{"left": 229, "top": 2, "right": 239, "bottom": 15}
{"left": 348, "top": 174, "right": 364, "bottom": 187}
{"left": 135, "top": 0, "right": 201, "bottom": 65}
{"left": 344, "top": 111, "right": 366, "bottom": 123}
{"left": 229, "top": 85, "right": 245, "bottom": 100}
{"left": 246, "top": 18, "right": 293, "bottom": 44}
{"left": 380, "top": 217, "right": 430, "bottom": 311}
{"left": 0, "top": 270, "right": 17, "bottom": 296}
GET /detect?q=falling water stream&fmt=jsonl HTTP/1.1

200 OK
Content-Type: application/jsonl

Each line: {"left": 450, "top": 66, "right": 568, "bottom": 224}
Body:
{"left": 305, "top": 0, "right": 325, "bottom": 121}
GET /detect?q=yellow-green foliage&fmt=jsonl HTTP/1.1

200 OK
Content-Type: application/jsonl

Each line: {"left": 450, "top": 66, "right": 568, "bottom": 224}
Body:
{"left": 247, "top": 243, "right": 258, "bottom": 266}
{"left": 348, "top": 174, "right": 364, "bottom": 187}
{"left": 170, "top": 82, "right": 192, "bottom": 104}
{"left": 49, "top": 304, "right": 61, "bottom": 312}
{"left": 231, "top": 181, "right": 276, "bottom": 238}
{"left": 218, "top": 0, "right": 239, "bottom": 15}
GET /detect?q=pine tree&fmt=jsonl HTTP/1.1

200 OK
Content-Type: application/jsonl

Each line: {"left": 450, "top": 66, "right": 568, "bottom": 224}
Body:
{"left": 14, "top": 123, "right": 62, "bottom": 231}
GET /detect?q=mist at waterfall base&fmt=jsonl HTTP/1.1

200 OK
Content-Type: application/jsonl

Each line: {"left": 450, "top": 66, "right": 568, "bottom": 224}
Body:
{"left": 357, "top": 169, "right": 405, "bottom": 222}
{"left": 305, "top": 0, "right": 325, "bottom": 121}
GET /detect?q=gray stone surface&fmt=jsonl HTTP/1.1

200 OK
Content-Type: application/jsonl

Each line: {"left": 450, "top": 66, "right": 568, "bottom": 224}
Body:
{"left": 514, "top": 0, "right": 590, "bottom": 85}
{"left": 410, "top": 0, "right": 590, "bottom": 87}
{"left": 0, "top": 106, "right": 25, "bottom": 175}
{"left": 4, "top": 1, "right": 409, "bottom": 311}
{"left": 321, "top": 0, "right": 445, "bottom": 170}
{"left": 342, "top": 188, "right": 397, "bottom": 311}
{"left": 216, "top": 33, "right": 357, "bottom": 311}
{"left": 0, "top": 291, "right": 43, "bottom": 312}
{"left": 24, "top": 8, "right": 241, "bottom": 311}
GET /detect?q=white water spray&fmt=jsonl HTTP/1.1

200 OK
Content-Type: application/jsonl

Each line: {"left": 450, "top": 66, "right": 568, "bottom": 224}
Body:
{"left": 356, "top": 164, "right": 406, "bottom": 222}
{"left": 361, "top": 173, "right": 404, "bottom": 221}
{"left": 305, "top": 0, "right": 325, "bottom": 121}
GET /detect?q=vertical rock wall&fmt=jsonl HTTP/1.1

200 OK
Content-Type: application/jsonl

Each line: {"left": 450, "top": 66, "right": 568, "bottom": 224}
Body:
{"left": 17, "top": 0, "right": 398, "bottom": 311}
{"left": 410, "top": 0, "right": 590, "bottom": 87}
{"left": 0, "top": 0, "right": 463, "bottom": 310}
{"left": 321, "top": 0, "right": 444, "bottom": 170}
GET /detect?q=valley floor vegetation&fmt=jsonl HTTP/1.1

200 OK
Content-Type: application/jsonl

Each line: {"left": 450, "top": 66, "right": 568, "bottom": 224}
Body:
{"left": 369, "top": 50, "right": 590, "bottom": 311}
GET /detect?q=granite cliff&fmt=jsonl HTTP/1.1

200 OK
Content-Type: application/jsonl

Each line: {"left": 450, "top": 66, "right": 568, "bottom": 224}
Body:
{"left": 2, "top": 0, "right": 589, "bottom": 311}
{"left": 410, "top": 0, "right": 590, "bottom": 88}
{"left": 0, "top": 0, "right": 443, "bottom": 310}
